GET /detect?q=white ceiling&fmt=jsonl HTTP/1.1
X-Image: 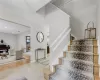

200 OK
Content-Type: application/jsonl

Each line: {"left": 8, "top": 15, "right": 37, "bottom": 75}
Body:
{"left": 0, "top": 0, "right": 50, "bottom": 34}
{"left": 0, "top": 19, "right": 30, "bottom": 34}
{"left": 53, "top": 0, "right": 97, "bottom": 16}
{"left": 0, "top": 0, "right": 51, "bottom": 12}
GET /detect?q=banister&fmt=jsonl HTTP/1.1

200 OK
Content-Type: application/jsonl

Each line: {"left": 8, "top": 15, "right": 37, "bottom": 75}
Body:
{"left": 50, "top": 28, "right": 71, "bottom": 71}
{"left": 53, "top": 28, "right": 71, "bottom": 51}
{"left": 50, "top": 27, "right": 70, "bottom": 48}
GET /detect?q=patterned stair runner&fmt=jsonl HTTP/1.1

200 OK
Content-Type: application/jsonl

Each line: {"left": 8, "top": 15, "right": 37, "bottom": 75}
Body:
{"left": 49, "top": 39, "right": 97, "bottom": 80}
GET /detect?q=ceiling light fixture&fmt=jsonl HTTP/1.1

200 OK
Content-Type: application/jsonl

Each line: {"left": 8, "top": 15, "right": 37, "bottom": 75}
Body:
{"left": 5, "top": 27, "right": 7, "bottom": 28}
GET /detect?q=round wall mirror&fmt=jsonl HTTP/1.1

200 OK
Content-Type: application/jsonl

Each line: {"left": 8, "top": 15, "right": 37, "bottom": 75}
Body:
{"left": 36, "top": 32, "right": 44, "bottom": 43}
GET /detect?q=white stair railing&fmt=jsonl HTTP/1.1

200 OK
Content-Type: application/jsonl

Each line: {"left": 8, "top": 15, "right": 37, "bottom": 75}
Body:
{"left": 50, "top": 28, "right": 68, "bottom": 48}
{"left": 50, "top": 27, "right": 71, "bottom": 71}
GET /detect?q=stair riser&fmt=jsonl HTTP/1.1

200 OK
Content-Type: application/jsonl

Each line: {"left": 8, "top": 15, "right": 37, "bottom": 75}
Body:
{"left": 68, "top": 46, "right": 93, "bottom": 52}
{"left": 93, "top": 46, "right": 98, "bottom": 54}
{"left": 67, "top": 53, "right": 93, "bottom": 62}
{"left": 68, "top": 46, "right": 98, "bottom": 54}
{"left": 93, "top": 40, "right": 97, "bottom": 46}
{"left": 62, "top": 60, "right": 93, "bottom": 73}
{"left": 94, "top": 66, "right": 100, "bottom": 76}
{"left": 71, "top": 61, "right": 93, "bottom": 73}
{"left": 71, "top": 40, "right": 97, "bottom": 46}
{"left": 94, "top": 55, "right": 99, "bottom": 64}
{"left": 57, "top": 54, "right": 99, "bottom": 70}
{"left": 58, "top": 52, "right": 67, "bottom": 65}
{"left": 44, "top": 73, "right": 50, "bottom": 80}
{"left": 59, "top": 58, "right": 63, "bottom": 65}
{"left": 63, "top": 52, "right": 66, "bottom": 57}
{"left": 68, "top": 70, "right": 93, "bottom": 80}
{"left": 50, "top": 76, "right": 100, "bottom": 80}
{"left": 71, "top": 40, "right": 93, "bottom": 46}
{"left": 66, "top": 53, "right": 99, "bottom": 64}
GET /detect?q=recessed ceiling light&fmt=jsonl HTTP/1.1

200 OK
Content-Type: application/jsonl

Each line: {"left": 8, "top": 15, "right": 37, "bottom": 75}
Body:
{"left": 5, "top": 27, "right": 7, "bottom": 28}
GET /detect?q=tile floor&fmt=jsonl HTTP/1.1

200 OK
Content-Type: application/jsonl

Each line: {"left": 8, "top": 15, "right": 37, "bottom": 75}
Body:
{"left": 0, "top": 63, "right": 46, "bottom": 80}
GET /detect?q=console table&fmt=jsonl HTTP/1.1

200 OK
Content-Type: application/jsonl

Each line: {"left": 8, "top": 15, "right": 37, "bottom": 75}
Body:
{"left": 35, "top": 48, "right": 46, "bottom": 62}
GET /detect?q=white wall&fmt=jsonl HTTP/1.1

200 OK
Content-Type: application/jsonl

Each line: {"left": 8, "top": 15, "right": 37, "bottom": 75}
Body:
{"left": 71, "top": 5, "right": 97, "bottom": 39}
{"left": 30, "top": 23, "right": 47, "bottom": 61}
{"left": 45, "top": 3, "right": 70, "bottom": 70}
{"left": 0, "top": 2, "right": 48, "bottom": 62}
{"left": 52, "top": 0, "right": 97, "bottom": 39}
{"left": 0, "top": 32, "right": 17, "bottom": 50}
{"left": 45, "top": 3, "right": 70, "bottom": 44}
{"left": 16, "top": 31, "right": 30, "bottom": 50}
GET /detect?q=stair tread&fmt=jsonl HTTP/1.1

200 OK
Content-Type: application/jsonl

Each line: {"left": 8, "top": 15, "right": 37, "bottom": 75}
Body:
{"left": 50, "top": 73, "right": 100, "bottom": 80}
{"left": 72, "top": 39, "right": 97, "bottom": 42}
{"left": 64, "top": 57, "right": 93, "bottom": 64}
{"left": 56, "top": 65, "right": 93, "bottom": 77}
{"left": 50, "top": 67, "right": 93, "bottom": 80}
{"left": 66, "top": 51, "right": 93, "bottom": 55}
{"left": 66, "top": 51, "right": 99, "bottom": 56}
{"left": 69, "top": 45, "right": 94, "bottom": 46}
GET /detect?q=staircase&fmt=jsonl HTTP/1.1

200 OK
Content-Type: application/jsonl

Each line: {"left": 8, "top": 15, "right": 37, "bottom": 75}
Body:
{"left": 44, "top": 39, "right": 100, "bottom": 80}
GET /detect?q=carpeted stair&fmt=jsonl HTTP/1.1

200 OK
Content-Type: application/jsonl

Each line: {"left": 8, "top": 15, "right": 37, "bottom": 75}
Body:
{"left": 47, "top": 39, "right": 100, "bottom": 80}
